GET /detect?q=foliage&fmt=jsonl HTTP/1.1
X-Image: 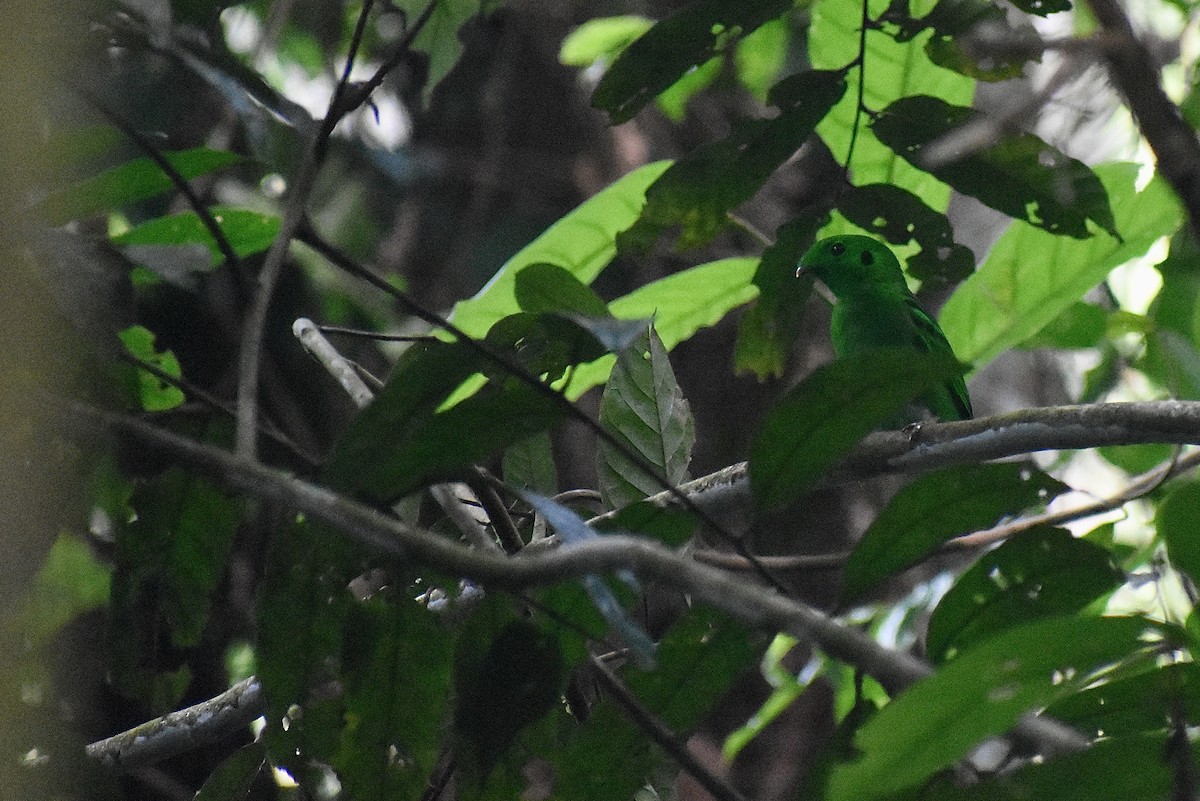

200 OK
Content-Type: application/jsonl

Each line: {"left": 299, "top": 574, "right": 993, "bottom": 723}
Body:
{"left": 18, "top": 0, "right": 1200, "bottom": 799}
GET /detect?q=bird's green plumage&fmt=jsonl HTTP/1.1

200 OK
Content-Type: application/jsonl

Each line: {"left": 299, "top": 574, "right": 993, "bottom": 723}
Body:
{"left": 797, "top": 234, "right": 972, "bottom": 422}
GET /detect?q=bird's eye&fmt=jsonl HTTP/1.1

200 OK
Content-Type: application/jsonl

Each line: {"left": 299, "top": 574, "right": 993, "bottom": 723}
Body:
{"left": 830, "top": 242, "right": 846, "bottom": 256}
{"left": 860, "top": 251, "right": 874, "bottom": 266}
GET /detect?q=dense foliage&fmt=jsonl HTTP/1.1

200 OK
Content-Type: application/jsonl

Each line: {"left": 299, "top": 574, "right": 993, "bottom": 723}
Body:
{"left": 7, "top": 0, "right": 1200, "bottom": 799}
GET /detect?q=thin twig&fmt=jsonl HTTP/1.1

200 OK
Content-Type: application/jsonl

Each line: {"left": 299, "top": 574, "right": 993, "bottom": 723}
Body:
{"left": 588, "top": 654, "right": 747, "bottom": 801}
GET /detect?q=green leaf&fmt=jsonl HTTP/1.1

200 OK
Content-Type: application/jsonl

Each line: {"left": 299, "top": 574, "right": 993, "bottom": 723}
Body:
{"left": 1045, "top": 662, "right": 1200, "bottom": 739}
{"left": 502, "top": 432, "right": 558, "bottom": 496}
{"left": 325, "top": 341, "right": 568, "bottom": 502}
{"left": 734, "top": 216, "right": 823, "bottom": 380}
{"left": 621, "top": 69, "right": 847, "bottom": 250}
{"left": 842, "top": 463, "right": 1069, "bottom": 602}
{"left": 938, "top": 163, "right": 1183, "bottom": 368}
{"left": 597, "top": 328, "right": 695, "bottom": 509}
{"left": 37, "top": 147, "right": 241, "bottom": 224}
{"left": 925, "top": 526, "right": 1122, "bottom": 662}
{"left": 836, "top": 183, "right": 975, "bottom": 285}
{"left": 111, "top": 206, "right": 281, "bottom": 267}
{"left": 749, "top": 349, "right": 967, "bottom": 511}
{"left": 920, "top": 732, "right": 1181, "bottom": 801}
{"left": 115, "top": 325, "right": 186, "bottom": 412}
{"left": 563, "top": 256, "right": 760, "bottom": 398}
{"left": 194, "top": 742, "right": 267, "bottom": 801}
{"left": 398, "top": 0, "right": 491, "bottom": 105}
{"left": 559, "top": 16, "right": 653, "bottom": 66}
{"left": 872, "top": 95, "right": 1118, "bottom": 239}
{"left": 595, "top": 501, "right": 697, "bottom": 546}
{"left": 448, "top": 161, "right": 671, "bottom": 338}
{"left": 654, "top": 56, "right": 722, "bottom": 122}
{"left": 9, "top": 532, "right": 111, "bottom": 648}
{"left": 514, "top": 262, "right": 611, "bottom": 318}
{"left": 811, "top": 0, "right": 975, "bottom": 209}
{"left": 592, "top": 0, "right": 793, "bottom": 123}
{"left": 1015, "top": 301, "right": 1108, "bottom": 349}
{"left": 110, "top": 468, "right": 242, "bottom": 708}
{"left": 828, "top": 616, "right": 1172, "bottom": 801}
{"left": 734, "top": 17, "right": 790, "bottom": 103}
{"left": 1157, "top": 482, "right": 1200, "bottom": 586}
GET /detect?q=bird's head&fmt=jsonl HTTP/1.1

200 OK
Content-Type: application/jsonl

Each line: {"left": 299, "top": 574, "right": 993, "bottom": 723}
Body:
{"left": 796, "top": 235, "right": 908, "bottom": 297}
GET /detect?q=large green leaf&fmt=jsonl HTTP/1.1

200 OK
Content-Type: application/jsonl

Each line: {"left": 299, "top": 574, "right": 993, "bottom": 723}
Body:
{"left": 448, "top": 161, "right": 670, "bottom": 338}
{"left": 1045, "top": 661, "right": 1200, "bottom": 739}
{"left": 828, "top": 616, "right": 1172, "bottom": 801}
{"left": 925, "top": 526, "right": 1123, "bottom": 662}
{"left": 621, "top": 69, "right": 847, "bottom": 250}
{"left": 841, "top": 463, "right": 1069, "bottom": 603}
{"left": 872, "top": 95, "right": 1119, "bottom": 239}
{"left": 591, "top": 0, "right": 793, "bottom": 123}
{"left": 938, "top": 163, "right": 1183, "bottom": 367}
{"left": 597, "top": 328, "right": 695, "bottom": 509}
{"left": 749, "top": 348, "right": 967, "bottom": 511}
{"left": 37, "top": 147, "right": 241, "bottom": 224}
{"left": 810, "top": 0, "right": 974, "bottom": 208}
{"left": 562, "top": 256, "right": 760, "bottom": 398}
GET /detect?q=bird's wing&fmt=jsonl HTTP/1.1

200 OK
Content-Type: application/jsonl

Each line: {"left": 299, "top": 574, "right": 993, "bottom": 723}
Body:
{"left": 904, "top": 294, "right": 973, "bottom": 420}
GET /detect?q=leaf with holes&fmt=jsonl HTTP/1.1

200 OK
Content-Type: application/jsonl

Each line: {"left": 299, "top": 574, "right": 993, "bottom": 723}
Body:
{"left": 842, "top": 463, "right": 1069, "bottom": 603}
{"left": 872, "top": 95, "right": 1118, "bottom": 239}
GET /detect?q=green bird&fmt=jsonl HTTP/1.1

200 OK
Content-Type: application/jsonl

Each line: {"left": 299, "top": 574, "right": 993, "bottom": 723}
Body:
{"left": 796, "top": 234, "right": 972, "bottom": 422}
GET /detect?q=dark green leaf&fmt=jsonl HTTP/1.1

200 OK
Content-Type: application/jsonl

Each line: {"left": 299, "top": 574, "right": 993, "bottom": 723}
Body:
{"left": 734, "top": 216, "right": 822, "bottom": 380}
{"left": 1157, "top": 482, "right": 1200, "bottom": 586}
{"left": 111, "top": 206, "right": 281, "bottom": 267}
{"left": 880, "top": 0, "right": 1037, "bottom": 81}
{"left": 621, "top": 69, "right": 846, "bottom": 250}
{"left": 836, "top": 184, "right": 975, "bottom": 285}
{"left": 749, "top": 349, "right": 967, "bottom": 511}
{"left": 925, "top": 526, "right": 1122, "bottom": 662}
{"left": 1098, "top": 443, "right": 1174, "bottom": 475}
{"left": 37, "top": 147, "right": 242, "bottom": 224}
{"left": 515, "top": 262, "right": 611, "bottom": 318}
{"left": 502, "top": 432, "right": 558, "bottom": 496}
{"left": 828, "top": 616, "right": 1173, "bottom": 801}
{"left": 454, "top": 617, "right": 565, "bottom": 781}
{"left": 597, "top": 328, "right": 695, "bottom": 509}
{"left": 921, "top": 732, "right": 1179, "bottom": 801}
{"left": 592, "top": 0, "right": 794, "bottom": 123}
{"left": 398, "top": 0, "right": 493, "bottom": 105}
{"left": 595, "top": 501, "right": 697, "bottom": 547}
{"left": 842, "top": 463, "right": 1068, "bottom": 602}
{"left": 1045, "top": 661, "right": 1200, "bottom": 739}
{"left": 483, "top": 312, "right": 608, "bottom": 383}
{"left": 194, "top": 742, "right": 267, "bottom": 801}
{"left": 872, "top": 95, "right": 1118, "bottom": 239}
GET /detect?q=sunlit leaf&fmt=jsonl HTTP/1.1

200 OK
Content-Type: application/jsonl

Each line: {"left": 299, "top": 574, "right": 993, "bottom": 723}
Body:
{"left": 111, "top": 206, "right": 281, "bottom": 267}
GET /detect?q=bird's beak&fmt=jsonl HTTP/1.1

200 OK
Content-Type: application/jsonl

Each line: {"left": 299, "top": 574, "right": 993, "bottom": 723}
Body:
{"left": 795, "top": 264, "right": 811, "bottom": 280}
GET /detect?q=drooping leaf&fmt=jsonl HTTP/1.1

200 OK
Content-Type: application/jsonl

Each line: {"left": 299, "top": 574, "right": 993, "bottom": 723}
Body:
{"left": 111, "top": 206, "right": 281, "bottom": 268}
{"left": 836, "top": 183, "right": 975, "bottom": 285}
{"left": 563, "top": 256, "right": 760, "bottom": 398}
{"left": 842, "top": 463, "right": 1070, "bottom": 602}
{"left": 810, "top": 0, "right": 974, "bottom": 210}
{"left": 872, "top": 95, "right": 1119, "bottom": 239}
{"left": 621, "top": 69, "right": 847, "bottom": 250}
{"left": 828, "top": 616, "right": 1173, "bottom": 801}
{"left": 938, "top": 163, "right": 1183, "bottom": 369}
{"left": 749, "top": 349, "right": 967, "bottom": 511}
{"left": 597, "top": 328, "right": 695, "bottom": 509}
{"left": 37, "top": 147, "right": 242, "bottom": 224}
{"left": 114, "top": 325, "right": 186, "bottom": 412}
{"left": 925, "top": 526, "right": 1122, "bottom": 662}
{"left": 734, "top": 216, "right": 823, "bottom": 379}
{"left": 448, "top": 161, "right": 671, "bottom": 339}
{"left": 1157, "top": 482, "right": 1200, "bottom": 587}
{"left": 592, "top": 0, "right": 794, "bottom": 123}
